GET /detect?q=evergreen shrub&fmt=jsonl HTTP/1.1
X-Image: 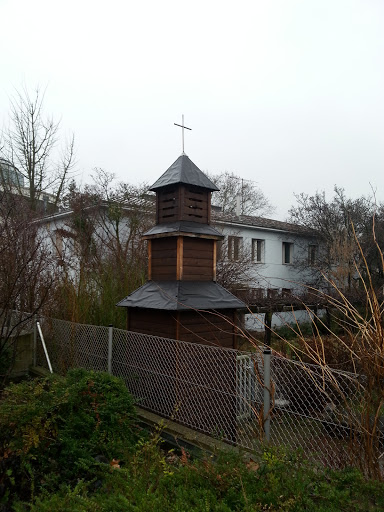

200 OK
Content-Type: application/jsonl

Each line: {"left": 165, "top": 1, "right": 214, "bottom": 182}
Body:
{"left": 0, "top": 369, "right": 138, "bottom": 506}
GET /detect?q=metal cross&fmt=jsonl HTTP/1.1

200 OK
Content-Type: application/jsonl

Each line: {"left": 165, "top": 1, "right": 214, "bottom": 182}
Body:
{"left": 174, "top": 115, "right": 192, "bottom": 155}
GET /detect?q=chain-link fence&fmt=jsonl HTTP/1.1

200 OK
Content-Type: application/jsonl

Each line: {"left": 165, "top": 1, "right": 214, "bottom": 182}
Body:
{"left": 35, "top": 316, "right": 373, "bottom": 472}
{"left": 1, "top": 309, "right": 35, "bottom": 337}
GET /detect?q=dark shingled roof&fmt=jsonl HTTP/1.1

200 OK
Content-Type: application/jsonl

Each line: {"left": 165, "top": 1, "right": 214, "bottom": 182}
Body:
{"left": 149, "top": 154, "right": 219, "bottom": 192}
{"left": 116, "top": 281, "right": 245, "bottom": 310}
{"left": 143, "top": 221, "right": 223, "bottom": 239}
{"left": 212, "top": 209, "right": 316, "bottom": 235}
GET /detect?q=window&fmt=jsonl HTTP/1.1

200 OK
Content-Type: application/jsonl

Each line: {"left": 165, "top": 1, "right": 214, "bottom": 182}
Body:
{"left": 228, "top": 236, "right": 242, "bottom": 261}
{"left": 252, "top": 238, "right": 264, "bottom": 263}
{"left": 308, "top": 244, "right": 318, "bottom": 265}
{"left": 250, "top": 288, "right": 265, "bottom": 300}
{"left": 282, "top": 242, "right": 293, "bottom": 264}
{"left": 55, "top": 231, "right": 63, "bottom": 258}
{"left": 267, "top": 288, "right": 279, "bottom": 299}
{"left": 282, "top": 288, "right": 292, "bottom": 298}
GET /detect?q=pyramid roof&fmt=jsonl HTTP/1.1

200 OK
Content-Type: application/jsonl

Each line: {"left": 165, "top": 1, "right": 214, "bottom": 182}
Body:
{"left": 149, "top": 154, "right": 219, "bottom": 192}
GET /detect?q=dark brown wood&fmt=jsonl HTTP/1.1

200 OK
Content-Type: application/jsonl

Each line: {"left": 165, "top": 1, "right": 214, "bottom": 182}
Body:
{"left": 182, "top": 238, "right": 214, "bottom": 281}
{"left": 183, "top": 237, "right": 214, "bottom": 251}
{"left": 151, "top": 238, "right": 178, "bottom": 251}
{"left": 233, "top": 311, "right": 238, "bottom": 349}
{"left": 178, "top": 185, "right": 185, "bottom": 222}
{"left": 151, "top": 238, "right": 178, "bottom": 280}
{"left": 177, "top": 310, "right": 236, "bottom": 348}
{"left": 179, "top": 186, "right": 209, "bottom": 223}
{"left": 207, "top": 192, "right": 211, "bottom": 224}
{"left": 126, "top": 309, "right": 131, "bottom": 331}
{"left": 129, "top": 309, "right": 177, "bottom": 339}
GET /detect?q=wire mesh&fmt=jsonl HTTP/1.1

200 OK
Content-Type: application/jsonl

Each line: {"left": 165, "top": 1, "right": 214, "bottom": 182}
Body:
{"left": 35, "top": 317, "right": 372, "bottom": 471}
{"left": 36, "top": 317, "right": 109, "bottom": 374}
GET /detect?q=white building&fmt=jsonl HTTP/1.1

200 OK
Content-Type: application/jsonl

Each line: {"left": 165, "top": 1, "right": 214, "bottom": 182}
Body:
{"left": 213, "top": 209, "right": 318, "bottom": 294}
{"left": 210, "top": 210, "right": 321, "bottom": 331}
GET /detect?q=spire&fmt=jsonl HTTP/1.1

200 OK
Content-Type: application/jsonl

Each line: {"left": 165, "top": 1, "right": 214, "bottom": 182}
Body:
{"left": 149, "top": 154, "right": 219, "bottom": 192}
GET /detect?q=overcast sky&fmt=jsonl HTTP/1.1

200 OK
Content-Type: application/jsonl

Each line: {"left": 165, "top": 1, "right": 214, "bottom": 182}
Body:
{"left": 1, "top": 0, "right": 383, "bottom": 219}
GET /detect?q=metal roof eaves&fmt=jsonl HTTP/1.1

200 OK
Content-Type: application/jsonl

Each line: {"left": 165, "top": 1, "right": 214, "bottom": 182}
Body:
{"left": 213, "top": 219, "right": 309, "bottom": 235}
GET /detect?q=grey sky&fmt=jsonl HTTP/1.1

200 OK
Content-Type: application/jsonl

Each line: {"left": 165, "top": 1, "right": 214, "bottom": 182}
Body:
{"left": 1, "top": 0, "right": 383, "bottom": 219}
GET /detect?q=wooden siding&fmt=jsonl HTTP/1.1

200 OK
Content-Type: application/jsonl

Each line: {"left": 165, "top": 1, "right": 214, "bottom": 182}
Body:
{"left": 151, "top": 238, "right": 177, "bottom": 280}
{"left": 157, "top": 185, "right": 209, "bottom": 224}
{"left": 128, "top": 309, "right": 177, "bottom": 339}
{"left": 157, "top": 187, "right": 178, "bottom": 223}
{"left": 177, "top": 310, "right": 235, "bottom": 348}
{"left": 180, "top": 186, "right": 209, "bottom": 223}
{"left": 128, "top": 308, "right": 236, "bottom": 349}
{"left": 182, "top": 238, "right": 214, "bottom": 281}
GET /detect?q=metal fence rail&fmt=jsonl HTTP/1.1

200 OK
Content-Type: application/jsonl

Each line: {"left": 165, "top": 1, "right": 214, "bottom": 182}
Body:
{"left": 35, "top": 316, "right": 368, "bottom": 471}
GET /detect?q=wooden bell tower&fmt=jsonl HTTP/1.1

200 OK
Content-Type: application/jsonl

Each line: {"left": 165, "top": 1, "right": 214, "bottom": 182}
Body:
{"left": 117, "top": 153, "right": 245, "bottom": 348}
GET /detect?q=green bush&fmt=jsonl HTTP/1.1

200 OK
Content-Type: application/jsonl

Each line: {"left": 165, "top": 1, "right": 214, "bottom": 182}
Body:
{"left": 13, "top": 446, "right": 384, "bottom": 512}
{"left": 0, "top": 369, "right": 138, "bottom": 506}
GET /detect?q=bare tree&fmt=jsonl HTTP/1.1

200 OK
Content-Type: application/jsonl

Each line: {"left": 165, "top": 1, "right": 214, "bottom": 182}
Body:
{"left": 0, "top": 194, "right": 55, "bottom": 380}
{"left": 49, "top": 171, "right": 153, "bottom": 326}
{"left": 0, "top": 85, "right": 75, "bottom": 211}
{"left": 215, "top": 232, "right": 258, "bottom": 299}
{"left": 288, "top": 186, "right": 377, "bottom": 293}
{"left": 207, "top": 171, "right": 274, "bottom": 216}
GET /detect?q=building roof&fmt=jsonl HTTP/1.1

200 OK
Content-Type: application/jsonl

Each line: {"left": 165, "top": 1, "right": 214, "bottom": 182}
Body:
{"left": 117, "top": 280, "right": 245, "bottom": 310}
{"left": 212, "top": 209, "right": 316, "bottom": 236}
{"left": 149, "top": 154, "right": 219, "bottom": 192}
{"left": 142, "top": 220, "right": 223, "bottom": 239}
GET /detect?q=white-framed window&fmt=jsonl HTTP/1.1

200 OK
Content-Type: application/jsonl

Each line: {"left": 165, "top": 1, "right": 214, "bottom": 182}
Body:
{"left": 282, "top": 288, "right": 292, "bottom": 298}
{"left": 252, "top": 238, "right": 265, "bottom": 263}
{"left": 55, "top": 231, "right": 63, "bottom": 258}
{"left": 267, "top": 288, "right": 279, "bottom": 299}
{"left": 251, "top": 287, "right": 265, "bottom": 300}
{"left": 228, "top": 235, "right": 242, "bottom": 261}
{"left": 308, "top": 244, "right": 318, "bottom": 265}
{"left": 282, "top": 242, "right": 293, "bottom": 264}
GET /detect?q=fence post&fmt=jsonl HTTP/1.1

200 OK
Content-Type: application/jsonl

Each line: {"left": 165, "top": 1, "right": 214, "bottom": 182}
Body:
{"left": 263, "top": 347, "right": 271, "bottom": 442}
{"left": 36, "top": 321, "right": 53, "bottom": 373}
{"left": 33, "top": 314, "right": 37, "bottom": 367}
{"left": 108, "top": 324, "right": 113, "bottom": 374}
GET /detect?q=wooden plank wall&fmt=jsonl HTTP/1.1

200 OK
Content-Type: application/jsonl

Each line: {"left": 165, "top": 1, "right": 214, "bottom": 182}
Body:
{"left": 151, "top": 238, "right": 177, "bottom": 280}
{"left": 157, "top": 187, "right": 178, "bottom": 223}
{"left": 180, "top": 187, "right": 209, "bottom": 224}
{"left": 157, "top": 186, "right": 210, "bottom": 224}
{"left": 128, "top": 309, "right": 177, "bottom": 339}
{"left": 128, "top": 308, "right": 236, "bottom": 348}
{"left": 178, "top": 310, "right": 235, "bottom": 348}
{"left": 182, "top": 238, "right": 214, "bottom": 281}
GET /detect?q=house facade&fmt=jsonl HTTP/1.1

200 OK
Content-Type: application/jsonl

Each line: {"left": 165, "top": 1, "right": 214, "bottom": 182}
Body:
{"left": 212, "top": 210, "right": 319, "bottom": 298}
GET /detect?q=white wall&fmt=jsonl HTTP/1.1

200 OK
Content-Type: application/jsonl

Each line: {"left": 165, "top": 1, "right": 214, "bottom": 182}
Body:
{"left": 216, "top": 221, "right": 318, "bottom": 294}
{"left": 244, "top": 309, "right": 326, "bottom": 332}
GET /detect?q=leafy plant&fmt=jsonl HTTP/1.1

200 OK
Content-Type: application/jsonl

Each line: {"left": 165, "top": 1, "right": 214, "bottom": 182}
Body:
{"left": 0, "top": 369, "right": 138, "bottom": 506}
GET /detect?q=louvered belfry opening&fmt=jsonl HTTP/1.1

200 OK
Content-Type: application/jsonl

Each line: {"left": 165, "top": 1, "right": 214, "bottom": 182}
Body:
{"left": 157, "top": 185, "right": 210, "bottom": 224}
{"left": 117, "top": 153, "right": 245, "bottom": 348}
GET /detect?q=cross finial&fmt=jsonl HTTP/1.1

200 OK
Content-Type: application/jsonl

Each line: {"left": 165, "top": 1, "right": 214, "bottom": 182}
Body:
{"left": 174, "top": 115, "right": 192, "bottom": 155}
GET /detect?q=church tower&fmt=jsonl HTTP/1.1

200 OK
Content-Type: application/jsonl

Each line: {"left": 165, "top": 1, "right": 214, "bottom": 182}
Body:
{"left": 117, "top": 153, "right": 245, "bottom": 347}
